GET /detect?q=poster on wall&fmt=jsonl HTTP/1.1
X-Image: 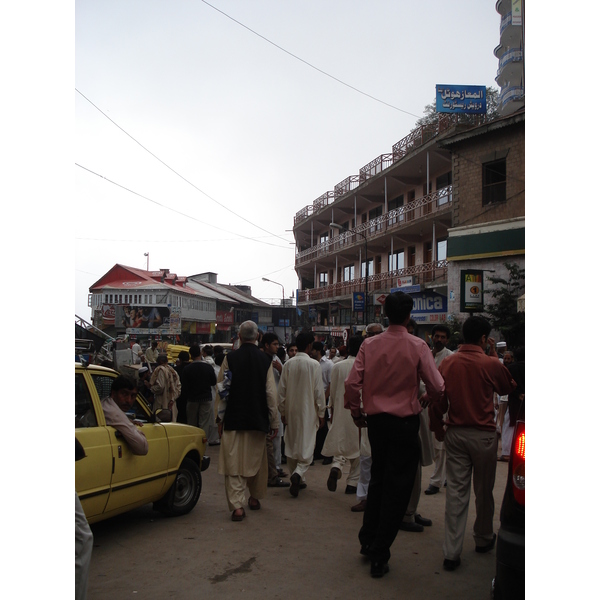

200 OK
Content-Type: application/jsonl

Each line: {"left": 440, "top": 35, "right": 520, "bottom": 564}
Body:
{"left": 460, "top": 270, "right": 484, "bottom": 312}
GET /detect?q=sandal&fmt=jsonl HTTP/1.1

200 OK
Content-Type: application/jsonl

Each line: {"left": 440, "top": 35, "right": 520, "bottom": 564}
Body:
{"left": 248, "top": 497, "right": 261, "bottom": 511}
{"left": 231, "top": 508, "right": 246, "bottom": 521}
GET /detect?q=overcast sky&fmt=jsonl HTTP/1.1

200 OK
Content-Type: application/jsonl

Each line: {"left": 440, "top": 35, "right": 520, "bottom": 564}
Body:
{"left": 74, "top": 0, "right": 503, "bottom": 318}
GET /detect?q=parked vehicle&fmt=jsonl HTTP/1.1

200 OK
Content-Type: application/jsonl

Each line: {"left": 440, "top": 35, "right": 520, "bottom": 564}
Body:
{"left": 492, "top": 418, "right": 525, "bottom": 599}
{"left": 75, "top": 363, "right": 210, "bottom": 524}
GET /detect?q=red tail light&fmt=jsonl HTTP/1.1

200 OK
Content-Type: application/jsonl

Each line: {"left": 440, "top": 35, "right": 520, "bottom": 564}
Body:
{"left": 511, "top": 421, "right": 525, "bottom": 506}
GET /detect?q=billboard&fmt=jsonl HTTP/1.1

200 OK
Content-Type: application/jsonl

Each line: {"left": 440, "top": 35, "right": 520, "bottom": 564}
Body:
{"left": 460, "top": 270, "right": 484, "bottom": 312}
{"left": 436, "top": 85, "right": 486, "bottom": 114}
{"left": 114, "top": 305, "right": 182, "bottom": 334}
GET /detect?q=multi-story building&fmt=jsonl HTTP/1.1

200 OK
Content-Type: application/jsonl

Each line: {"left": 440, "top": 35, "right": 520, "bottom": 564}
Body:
{"left": 494, "top": 0, "right": 525, "bottom": 115}
{"left": 88, "top": 265, "right": 276, "bottom": 345}
{"left": 293, "top": 114, "right": 486, "bottom": 342}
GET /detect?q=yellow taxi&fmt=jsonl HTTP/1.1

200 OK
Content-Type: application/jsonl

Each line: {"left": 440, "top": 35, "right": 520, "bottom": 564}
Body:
{"left": 75, "top": 362, "right": 210, "bottom": 524}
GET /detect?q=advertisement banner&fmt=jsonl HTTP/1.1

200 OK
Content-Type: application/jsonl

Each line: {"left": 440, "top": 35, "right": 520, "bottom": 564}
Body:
{"left": 353, "top": 292, "right": 365, "bottom": 312}
{"left": 436, "top": 85, "right": 486, "bottom": 114}
{"left": 216, "top": 310, "right": 234, "bottom": 325}
{"left": 460, "top": 270, "right": 484, "bottom": 312}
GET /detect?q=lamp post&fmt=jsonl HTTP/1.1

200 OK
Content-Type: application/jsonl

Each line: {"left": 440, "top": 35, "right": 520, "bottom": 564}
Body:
{"left": 330, "top": 222, "right": 369, "bottom": 326}
{"left": 262, "top": 277, "right": 287, "bottom": 344}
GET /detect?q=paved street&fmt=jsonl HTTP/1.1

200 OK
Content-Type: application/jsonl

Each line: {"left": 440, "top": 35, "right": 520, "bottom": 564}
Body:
{"left": 87, "top": 443, "right": 508, "bottom": 599}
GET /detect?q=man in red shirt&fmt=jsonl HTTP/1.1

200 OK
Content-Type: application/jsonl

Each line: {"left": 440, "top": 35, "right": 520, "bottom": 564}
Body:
{"left": 345, "top": 292, "right": 444, "bottom": 578}
{"left": 428, "top": 316, "right": 516, "bottom": 571}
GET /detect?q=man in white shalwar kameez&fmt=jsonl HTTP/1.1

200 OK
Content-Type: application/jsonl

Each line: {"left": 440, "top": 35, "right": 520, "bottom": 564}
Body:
{"left": 323, "top": 335, "right": 364, "bottom": 493}
{"left": 216, "top": 321, "right": 279, "bottom": 521}
{"left": 278, "top": 331, "right": 326, "bottom": 497}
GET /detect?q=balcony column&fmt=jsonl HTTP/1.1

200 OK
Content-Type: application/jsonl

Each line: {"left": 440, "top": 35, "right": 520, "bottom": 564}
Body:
{"left": 432, "top": 221, "right": 437, "bottom": 262}
{"left": 384, "top": 177, "right": 388, "bottom": 213}
{"left": 427, "top": 151, "right": 430, "bottom": 193}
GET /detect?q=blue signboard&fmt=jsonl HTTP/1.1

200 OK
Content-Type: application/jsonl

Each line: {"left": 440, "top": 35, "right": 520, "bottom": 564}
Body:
{"left": 436, "top": 85, "right": 486, "bottom": 114}
{"left": 353, "top": 292, "right": 365, "bottom": 312}
{"left": 391, "top": 285, "right": 421, "bottom": 294}
{"left": 409, "top": 291, "right": 448, "bottom": 315}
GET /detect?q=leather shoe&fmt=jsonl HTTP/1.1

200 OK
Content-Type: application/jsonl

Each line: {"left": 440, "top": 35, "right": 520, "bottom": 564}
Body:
{"left": 360, "top": 544, "right": 371, "bottom": 557}
{"left": 327, "top": 467, "right": 341, "bottom": 492}
{"left": 475, "top": 533, "right": 497, "bottom": 554}
{"left": 424, "top": 485, "right": 439, "bottom": 495}
{"left": 443, "top": 557, "right": 461, "bottom": 571}
{"left": 267, "top": 477, "right": 290, "bottom": 488}
{"left": 399, "top": 521, "right": 424, "bottom": 532}
{"left": 415, "top": 514, "right": 432, "bottom": 527}
{"left": 322, "top": 456, "right": 333, "bottom": 465}
{"left": 351, "top": 499, "right": 367, "bottom": 512}
{"left": 290, "top": 473, "right": 301, "bottom": 497}
{"left": 370, "top": 560, "right": 389, "bottom": 578}
{"left": 345, "top": 485, "right": 357, "bottom": 495}
{"left": 248, "top": 497, "right": 261, "bottom": 511}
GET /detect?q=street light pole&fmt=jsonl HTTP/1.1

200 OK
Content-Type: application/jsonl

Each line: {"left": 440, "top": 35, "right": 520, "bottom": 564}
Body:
{"left": 330, "top": 222, "right": 369, "bottom": 326}
{"left": 262, "top": 277, "right": 287, "bottom": 344}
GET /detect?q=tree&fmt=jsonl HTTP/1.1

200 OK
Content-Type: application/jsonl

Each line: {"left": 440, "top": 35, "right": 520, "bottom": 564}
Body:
{"left": 414, "top": 86, "right": 501, "bottom": 129}
{"left": 445, "top": 314, "right": 464, "bottom": 351}
{"left": 484, "top": 263, "right": 525, "bottom": 349}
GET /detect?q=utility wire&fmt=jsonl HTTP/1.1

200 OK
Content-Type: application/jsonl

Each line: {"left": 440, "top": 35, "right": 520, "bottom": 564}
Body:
{"left": 75, "top": 163, "right": 293, "bottom": 250}
{"left": 76, "top": 88, "right": 291, "bottom": 244}
{"left": 200, "top": 0, "right": 420, "bottom": 119}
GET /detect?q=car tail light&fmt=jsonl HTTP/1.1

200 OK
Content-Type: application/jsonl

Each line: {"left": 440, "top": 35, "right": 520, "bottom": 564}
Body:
{"left": 511, "top": 420, "right": 525, "bottom": 506}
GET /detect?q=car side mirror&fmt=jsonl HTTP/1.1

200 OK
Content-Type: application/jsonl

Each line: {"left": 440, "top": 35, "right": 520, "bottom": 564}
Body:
{"left": 153, "top": 408, "right": 172, "bottom": 423}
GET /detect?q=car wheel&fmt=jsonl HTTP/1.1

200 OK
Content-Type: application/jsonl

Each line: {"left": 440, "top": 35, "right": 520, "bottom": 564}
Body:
{"left": 155, "top": 457, "right": 202, "bottom": 517}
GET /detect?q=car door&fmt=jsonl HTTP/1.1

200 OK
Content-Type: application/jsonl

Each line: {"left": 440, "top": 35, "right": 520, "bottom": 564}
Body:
{"left": 89, "top": 372, "right": 170, "bottom": 515}
{"left": 75, "top": 371, "right": 113, "bottom": 520}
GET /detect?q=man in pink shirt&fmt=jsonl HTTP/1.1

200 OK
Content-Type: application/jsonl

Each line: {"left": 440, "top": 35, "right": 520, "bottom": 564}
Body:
{"left": 344, "top": 292, "right": 444, "bottom": 578}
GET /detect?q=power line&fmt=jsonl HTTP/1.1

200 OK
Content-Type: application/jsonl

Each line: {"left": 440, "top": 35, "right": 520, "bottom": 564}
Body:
{"left": 75, "top": 163, "right": 293, "bottom": 250}
{"left": 200, "top": 0, "right": 420, "bottom": 119}
{"left": 75, "top": 88, "right": 291, "bottom": 244}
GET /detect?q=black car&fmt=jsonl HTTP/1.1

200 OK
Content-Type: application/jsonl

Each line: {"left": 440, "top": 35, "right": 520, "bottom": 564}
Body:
{"left": 492, "top": 418, "right": 525, "bottom": 599}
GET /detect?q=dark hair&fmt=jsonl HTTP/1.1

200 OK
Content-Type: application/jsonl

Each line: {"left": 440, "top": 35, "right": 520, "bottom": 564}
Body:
{"left": 189, "top": 344, "right": 201, "bottom": 359}
{"left": 111, "top": 375, "right": 137, "bottom": 393}
{"left": 178, "top": 350, "right": 190, "bottom": 362}
{"left": 287, "top": 343, "right": 298, "bottom": 351}
{"left": 295, "top": 332, "right": 314, "bottom": 352}
{"left": 214, "top": 345, "right": 224, "bottom": 355}
{"left": 337, "top": 345, "right": 347, "bottom": 356}
{"left": 462, "top": 316, "right": 492, "bottom": 345}
{"left": 156, "top": 353, "right": 168, "bottom": 364}
{"left": 312, "top": 341, "right": 324, "bottom": 355}
{"left": 276, "top": 347, "right": 287, "bottom": 363}
{"left": 215, "top": 353, "right": 225, "bottom": 366}
{"left": 384, "top": 292, "right": 414, "bottom": 325}
{"left": 262, "top": 333, "right": 279, "bottom": 346}
{"left": 431, "top": 324, "right": 451, "bottom": 338}
{"left": 348, "top": 335, "right": 364, "bottom": 357}
{"left": 202, "top": 345, "right": 214, "bottom": 357}
{"left": 513, "top": 346, "right": 525, "bottom": 362}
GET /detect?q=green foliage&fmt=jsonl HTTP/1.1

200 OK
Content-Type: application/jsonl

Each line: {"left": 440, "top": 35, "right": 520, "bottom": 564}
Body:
{"left": 484, "top": 263, "right": 525, "bottom": 349}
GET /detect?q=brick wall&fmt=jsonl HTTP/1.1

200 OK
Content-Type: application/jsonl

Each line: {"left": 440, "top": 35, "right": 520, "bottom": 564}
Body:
{"left": 451, "top": 121, "right": 525, "bottom": 228}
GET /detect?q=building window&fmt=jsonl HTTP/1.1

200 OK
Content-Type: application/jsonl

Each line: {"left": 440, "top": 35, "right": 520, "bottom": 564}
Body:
{"left": 343, "top": 265, "right": 355, "bottom": 281}
{"left": 319, "top": 272, "right": 328, "bottom": 287}
{"left": 361, "top": 259, "right": 374, "bottom": 278}
{"left": 389, "top": 251, "right": 405, "bottom": 271}
{"left": 482, "top": 159, "right": 506, "bottom": 205}
{"left": 436, "top": 172, "right": 452, "bottom": 205}
{"left": 437, "top": 239, "right": 447, "bottom": 261}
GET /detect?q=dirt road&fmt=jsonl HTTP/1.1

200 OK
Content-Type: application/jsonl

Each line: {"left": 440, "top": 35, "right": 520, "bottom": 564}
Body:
{"left": 87, "top": 444, "right": 508, "bottom": 599}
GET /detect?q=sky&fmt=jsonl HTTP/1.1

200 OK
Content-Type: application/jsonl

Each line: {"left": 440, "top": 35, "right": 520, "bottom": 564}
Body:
{"left": 73, "top": 0, "right": 503, "bottom": 318}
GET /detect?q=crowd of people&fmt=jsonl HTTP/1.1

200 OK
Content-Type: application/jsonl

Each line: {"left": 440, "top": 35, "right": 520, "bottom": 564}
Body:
{"left": 76, "top": 291, "right": 525, "bottom": 595}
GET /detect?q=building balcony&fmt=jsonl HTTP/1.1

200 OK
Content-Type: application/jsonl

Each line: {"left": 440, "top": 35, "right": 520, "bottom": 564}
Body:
{"left": 297, "top": 260, "right": 448, "bottom": 305}
{"left": 496, "top": 48, "right": 524, "bottom": 82}
{"left": 295, "top": 186, "right": 453, "bottom": 267}
{"left": 293, "top": 113, "right": 484, "bottom": 227}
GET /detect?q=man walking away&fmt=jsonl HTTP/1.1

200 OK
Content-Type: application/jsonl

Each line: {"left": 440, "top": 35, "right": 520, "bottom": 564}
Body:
{"left": 427, "top": 316, "right": 516, "bottom": 572}
{"left": 278, "top": 332, "right": 326, "bottom": 498}
{"left": 215, "top": 321, "right": 279, "bottom": 521}
{"left": 344, "top": 292, "right": 444, "bottom": 578}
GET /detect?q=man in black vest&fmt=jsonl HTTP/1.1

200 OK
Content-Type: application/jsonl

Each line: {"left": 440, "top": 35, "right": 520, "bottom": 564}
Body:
{"left": 216, "top": 321, "right": 279, "bottom": 522}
